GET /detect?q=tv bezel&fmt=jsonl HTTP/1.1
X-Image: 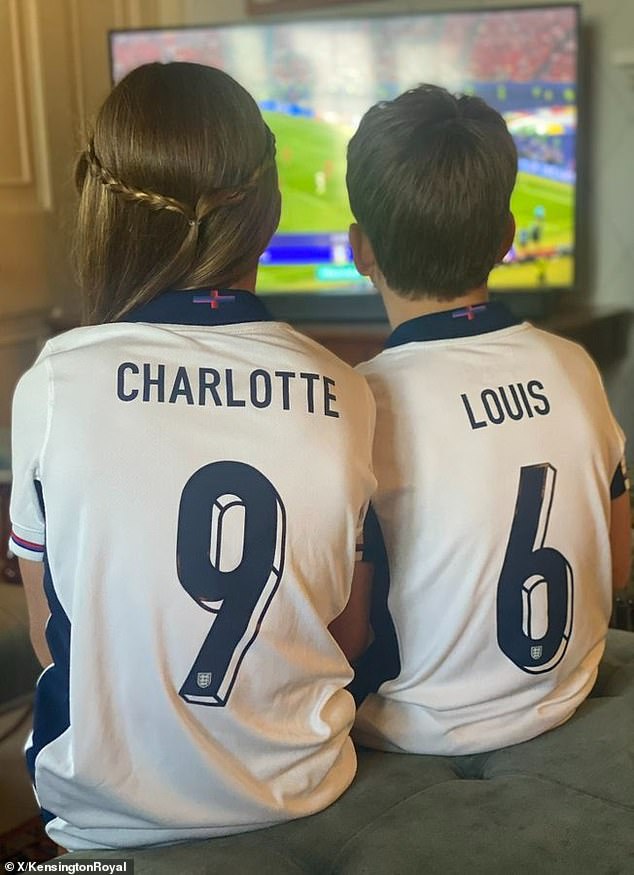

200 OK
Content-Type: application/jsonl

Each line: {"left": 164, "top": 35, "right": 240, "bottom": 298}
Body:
{"left": 108, "top": 2, "right": 583, "bottom": 324}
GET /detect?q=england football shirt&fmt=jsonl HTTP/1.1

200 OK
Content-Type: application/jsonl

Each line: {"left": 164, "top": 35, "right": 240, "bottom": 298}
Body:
{"left": 9, "top": 289, "right": 375, "bottom": 849}
{"left": 354, "top": 302, "right": 626, "bottom": 756}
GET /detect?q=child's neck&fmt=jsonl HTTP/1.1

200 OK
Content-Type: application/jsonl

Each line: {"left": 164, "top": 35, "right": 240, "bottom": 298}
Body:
{"left": 382, "top": 284, "right": 489, "bottom": 330}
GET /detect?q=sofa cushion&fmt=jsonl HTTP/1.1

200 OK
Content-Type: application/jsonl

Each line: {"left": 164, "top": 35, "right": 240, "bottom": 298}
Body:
{"left": 58, "top": 630, "right": 634, "bottom": 873}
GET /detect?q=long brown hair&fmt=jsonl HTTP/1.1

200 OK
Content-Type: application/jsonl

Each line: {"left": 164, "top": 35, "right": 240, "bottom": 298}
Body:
{"left": 74, "top": 62, "right": 280, "bottom": 324}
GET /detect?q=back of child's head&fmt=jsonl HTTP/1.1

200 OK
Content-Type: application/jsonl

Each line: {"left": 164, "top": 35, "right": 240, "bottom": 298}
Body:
{"left": 74, "top": 62, "right": 280, "bottom": 323}
{"left": 346, "top": 84, "right": 518, "bottom": 301}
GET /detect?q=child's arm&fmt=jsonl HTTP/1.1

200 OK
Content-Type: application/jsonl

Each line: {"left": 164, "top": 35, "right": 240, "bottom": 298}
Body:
{"left": 19, "top": 558, "right": 51, "bottom": 667}
{"left": 610, "top": 491, "right": 632, "bottom": 592}
{"left": 329, "top": 561, "right": 373, "bottom": 663}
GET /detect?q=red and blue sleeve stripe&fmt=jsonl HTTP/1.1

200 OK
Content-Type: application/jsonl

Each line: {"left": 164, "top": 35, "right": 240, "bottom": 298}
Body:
{"left": 9, "top": 530, "right": 45, "bottom": 556}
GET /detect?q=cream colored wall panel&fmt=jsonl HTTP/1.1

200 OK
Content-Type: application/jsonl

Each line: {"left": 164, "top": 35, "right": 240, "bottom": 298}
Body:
{"left": 0, "top": 0, "right": 80, "bottom": 336}
{"left": 0, "top": 0, "right": 70, "bottom": 213}
{"left": 113, "top": 0, "right": 182, "bottom": 28}
{"left": 0, "top": 213, "right": 50, "bottom": 317}
{"left": 184, "top": 1, "right": 246, "bottom": 23}
{"left": 157, "top": 0, "right": 185, "bottom": 23}
{"left": 119, "top": 0, "right": 152, "bottom": 27}
{"left": 113, "top": 0, "right": 133, "bottom": 27}
{"left": 0, "top": 313, "right": 47, "bottom": 427}
{"left": 0, "top": 1, "right": 31, "bottom": 185}
{"left": 20, "top": 0, "right": 54, "bottom": 210}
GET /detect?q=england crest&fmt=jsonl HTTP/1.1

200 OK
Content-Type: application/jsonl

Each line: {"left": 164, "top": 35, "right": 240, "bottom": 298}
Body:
{"left": 530, "top": 646, "right": 543, "bottom": 660}
{"left": 197, "top": 672, "right": 212, "bottom": 689}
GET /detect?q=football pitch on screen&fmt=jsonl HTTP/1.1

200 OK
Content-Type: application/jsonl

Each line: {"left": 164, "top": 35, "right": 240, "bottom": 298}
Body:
{"left": 259, "top": 111, "right": 575, "bottom": 292}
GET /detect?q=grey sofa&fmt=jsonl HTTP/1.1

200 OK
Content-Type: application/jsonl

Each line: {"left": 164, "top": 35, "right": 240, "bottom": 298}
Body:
{"left": 60, "top": 629, "right": 634, "bottom": 874}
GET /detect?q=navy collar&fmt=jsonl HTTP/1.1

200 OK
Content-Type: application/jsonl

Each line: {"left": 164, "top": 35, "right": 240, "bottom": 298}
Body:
{"left": 121, "top": 289, "right": 272, "bottom": 327}
{"left": 385, "top": 301, "right": 521, "bottom": 349}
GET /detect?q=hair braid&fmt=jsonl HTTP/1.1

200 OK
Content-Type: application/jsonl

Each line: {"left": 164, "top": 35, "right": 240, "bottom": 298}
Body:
{"left": 192, "top": 127, "right": 277, "bottom": 223}
{"left": 84, "top": 123, "right": 276, "bottom": 229}
{"left": 86, "top": 142, "right": 198, "bottom": 225}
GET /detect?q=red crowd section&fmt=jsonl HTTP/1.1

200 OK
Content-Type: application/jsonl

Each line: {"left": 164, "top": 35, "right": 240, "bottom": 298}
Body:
{"left": 111, "top": 9, "right": 576, "bottom": 88}
{"left": 467, "top": 10, "right": 576, "bottom": 82}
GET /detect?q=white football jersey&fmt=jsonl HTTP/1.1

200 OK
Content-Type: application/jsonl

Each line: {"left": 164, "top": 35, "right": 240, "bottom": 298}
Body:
{"left": 354, "top": 302, "right": 626, "bottom": 756}
{"left": 9, "top": 290, "right": 375, "bottom": 850}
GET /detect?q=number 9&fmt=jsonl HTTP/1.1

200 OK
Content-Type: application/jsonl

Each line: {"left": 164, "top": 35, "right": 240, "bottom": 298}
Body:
{"left": 177, "top": 461, "right": 286, "bottom": 706}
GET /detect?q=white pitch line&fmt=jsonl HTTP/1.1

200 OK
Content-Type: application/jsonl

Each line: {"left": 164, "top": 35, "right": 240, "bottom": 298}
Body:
{"left": 519, "top": 182, "right": 574, "bottom": 207}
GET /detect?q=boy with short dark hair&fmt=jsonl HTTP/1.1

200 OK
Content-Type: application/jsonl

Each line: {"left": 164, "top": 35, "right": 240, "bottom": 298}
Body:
{"left": 344, "top": 84, "right": 631, "bottom": 755}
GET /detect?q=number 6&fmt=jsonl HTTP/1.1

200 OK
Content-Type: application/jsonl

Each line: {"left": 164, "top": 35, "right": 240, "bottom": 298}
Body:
{"left": 496, "top": 463, "right": 573, "bottom": 673}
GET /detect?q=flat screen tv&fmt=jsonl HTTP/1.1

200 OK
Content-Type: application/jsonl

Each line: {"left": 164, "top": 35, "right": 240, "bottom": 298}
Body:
{"left": 109, "top": 4, "right": 580, "bottom": 321}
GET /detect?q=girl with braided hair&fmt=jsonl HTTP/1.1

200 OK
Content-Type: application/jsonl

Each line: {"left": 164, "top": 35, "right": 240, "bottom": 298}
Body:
{"left": 74, "top": 62, "right": 280, "bottom": 324}
{"left": 10, "top": 62, "right": 375, "bottom": 850}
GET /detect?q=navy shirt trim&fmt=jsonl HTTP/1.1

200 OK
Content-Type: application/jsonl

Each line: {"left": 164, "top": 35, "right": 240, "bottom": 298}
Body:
{"left": 385, "top": 301, "right": 522, "bottom": 349}
{"left": 610, "top": 460, "right": 629, "bottom": 500}
{"left": 121, "top": 289, "right": 272, "bottom": 328}
{"left": 349, "top": 506, "right": 401, "bottom": 706}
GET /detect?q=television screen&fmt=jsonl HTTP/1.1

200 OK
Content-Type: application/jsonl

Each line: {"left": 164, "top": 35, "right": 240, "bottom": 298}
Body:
{"left": 109, "top": 5, "right": 579, "bottom": 311}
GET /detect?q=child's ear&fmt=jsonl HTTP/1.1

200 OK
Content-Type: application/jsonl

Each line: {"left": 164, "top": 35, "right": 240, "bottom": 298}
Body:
{"left": 349, "top": 223, "right": 376, "bottom": 277}
{"left": 496, "top": 212, "right": 516, "bottom": 263}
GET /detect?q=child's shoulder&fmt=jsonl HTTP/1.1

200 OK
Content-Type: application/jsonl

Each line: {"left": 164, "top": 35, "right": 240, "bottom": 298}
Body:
{"left": 36, "top": 323, "right": 133, "bottom": 360}
{"left": 357, "top": 321, "right": 599, "bottom": 382}
{"left": 521, "top": 322, "right": 605, "bottom": 383}
{"left": 277, "top": 323, "right": 374, "bottom": 384}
